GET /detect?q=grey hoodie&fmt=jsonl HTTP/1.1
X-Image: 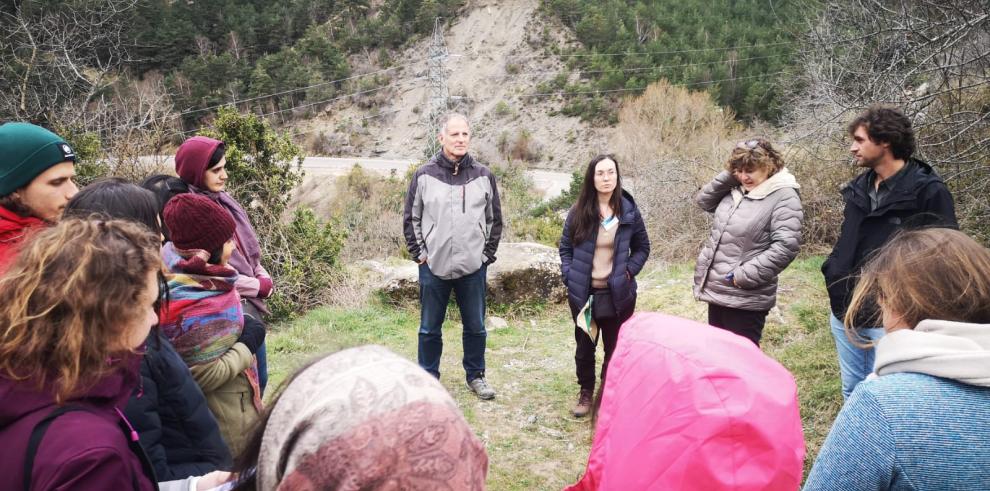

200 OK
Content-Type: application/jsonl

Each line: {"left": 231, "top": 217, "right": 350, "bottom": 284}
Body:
{"left": 402, "top": 152, "right": 503, "bottom": 280}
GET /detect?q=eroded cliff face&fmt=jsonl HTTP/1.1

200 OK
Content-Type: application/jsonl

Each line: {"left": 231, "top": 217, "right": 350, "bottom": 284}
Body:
{"left": 297, "top": 0, "right": 611, "bottom": 169}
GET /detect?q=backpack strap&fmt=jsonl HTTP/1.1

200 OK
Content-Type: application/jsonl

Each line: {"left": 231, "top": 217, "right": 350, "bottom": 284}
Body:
{"left": 23, "top": 405, "right": 88, "bottom": 491}
{"left": 22, "top": 405, "right": 160, "bottom": 491}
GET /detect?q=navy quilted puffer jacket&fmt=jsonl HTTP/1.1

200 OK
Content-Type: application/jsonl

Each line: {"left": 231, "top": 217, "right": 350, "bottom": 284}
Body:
{"left": 559, "top": 190, "right": 650, "bottom": 322}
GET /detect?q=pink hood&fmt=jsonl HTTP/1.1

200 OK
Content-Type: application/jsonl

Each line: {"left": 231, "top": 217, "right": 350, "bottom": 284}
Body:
{"left": 566, "top": 313, "right": 804, "bottom": 491}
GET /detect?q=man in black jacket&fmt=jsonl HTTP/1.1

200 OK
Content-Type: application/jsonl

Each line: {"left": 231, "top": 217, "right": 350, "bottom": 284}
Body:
{"left": 822, "top": 105, "right": 957, "bottom": 398}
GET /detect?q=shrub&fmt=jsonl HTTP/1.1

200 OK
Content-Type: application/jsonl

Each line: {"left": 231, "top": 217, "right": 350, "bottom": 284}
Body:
{"left": 494, "top": 100, "right": 512, "bottom": 117}
{"left": 265, "top": 208, "right": 347, "bottom": 320}
{"left": 512, "top": 210, "right": 564, "bottom": 247}
{"left": 612, "top": 80, "right": 743, "bottom": 261}
{"left": 201, "top": 107, "right": 345, "bottom": 321}
{"left": 497, "top": 128, "right": 541, "bottom": 162}
{"left": 329, "top": 164, "right": 408, "bottom": 261}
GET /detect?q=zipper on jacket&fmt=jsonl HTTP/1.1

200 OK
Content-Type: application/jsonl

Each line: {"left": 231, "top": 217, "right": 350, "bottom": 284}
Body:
{"left": 462, "top": 185, "right": 466, "bottom": 213}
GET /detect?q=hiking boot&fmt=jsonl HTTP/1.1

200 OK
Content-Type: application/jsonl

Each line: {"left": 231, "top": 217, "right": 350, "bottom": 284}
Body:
{"left": 467, "top": 377, "right": 496, "bottom": 400}
{"left": 572, "top": 388, "right": 594, "bottom": 418}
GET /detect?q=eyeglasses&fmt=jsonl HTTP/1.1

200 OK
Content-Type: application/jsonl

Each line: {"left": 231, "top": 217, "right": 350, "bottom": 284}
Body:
{"left": 736, "top": 139, "right": 762, "bottom": 150}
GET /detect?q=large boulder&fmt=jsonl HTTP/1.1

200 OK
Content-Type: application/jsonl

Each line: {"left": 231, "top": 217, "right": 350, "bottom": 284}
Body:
{"left": 371, "top": 242, "right": 565, "bottom": 305}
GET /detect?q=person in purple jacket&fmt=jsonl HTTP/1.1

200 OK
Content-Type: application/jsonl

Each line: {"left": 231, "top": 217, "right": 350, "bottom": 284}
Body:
{"left": 174, "top": 136, "right": 274, "bottom": 392}
{"left": 0, "top": 218, "right": 232, "bottom": 490}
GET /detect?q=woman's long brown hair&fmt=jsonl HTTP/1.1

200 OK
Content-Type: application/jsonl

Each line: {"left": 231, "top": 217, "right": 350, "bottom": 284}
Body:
{"left": 571, "top": 154, "right": 623, "bottom": 245}
{"left": 0, "top": 218, "right": 161, "bottom": 403}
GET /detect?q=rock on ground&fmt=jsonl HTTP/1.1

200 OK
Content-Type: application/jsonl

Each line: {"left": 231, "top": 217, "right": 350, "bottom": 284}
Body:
{"left": 371, "top": 242, "right": 565, "bottom": 305}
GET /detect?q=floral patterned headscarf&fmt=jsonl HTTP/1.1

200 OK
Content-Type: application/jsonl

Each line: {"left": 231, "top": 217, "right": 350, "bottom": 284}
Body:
{"left": 257, "top": 345, "right": 488, "bottom": 490}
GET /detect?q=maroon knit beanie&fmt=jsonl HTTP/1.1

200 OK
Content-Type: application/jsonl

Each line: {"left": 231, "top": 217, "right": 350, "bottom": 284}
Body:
{"left": 163, "top": 193, "right": 236, "bottom": 252}
{"left": 175, "top": 136, "right": 224, "bottom": 189}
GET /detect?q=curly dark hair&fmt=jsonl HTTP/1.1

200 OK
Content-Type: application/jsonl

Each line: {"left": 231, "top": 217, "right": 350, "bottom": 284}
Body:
{"left": 725, "top": 138, "right": 785, "bottom": 176}
{"left": 847, "top": 105, "right": 916, "bottom": 160}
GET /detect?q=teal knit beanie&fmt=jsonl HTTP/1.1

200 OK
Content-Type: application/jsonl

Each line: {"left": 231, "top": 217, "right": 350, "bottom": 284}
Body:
{"left": 0, "top": 122, "right": 76, "bottom": 197}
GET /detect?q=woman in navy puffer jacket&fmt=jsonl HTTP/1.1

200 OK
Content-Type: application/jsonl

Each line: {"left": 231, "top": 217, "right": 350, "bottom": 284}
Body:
{"left": 559, "top": 154, "right": 650, "bottom": 418}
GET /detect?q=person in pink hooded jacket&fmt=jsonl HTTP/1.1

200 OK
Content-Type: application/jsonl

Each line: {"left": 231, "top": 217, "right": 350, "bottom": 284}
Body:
{"left": 174, "top": 136, "right": 274, "bottom": 392}
{"left": 566, "top": 312, "right": 805, "bottom": 491}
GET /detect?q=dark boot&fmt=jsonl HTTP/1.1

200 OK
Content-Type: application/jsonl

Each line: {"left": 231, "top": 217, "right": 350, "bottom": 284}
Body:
{"left": 572, "top": 388, "right": 594, "bottom": 418}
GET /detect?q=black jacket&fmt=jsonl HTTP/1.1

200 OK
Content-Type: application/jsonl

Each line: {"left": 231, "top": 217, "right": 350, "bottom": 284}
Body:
{"left": 822, "top": 159, "right": 957, "bottom": 324}
{"left": 125, "top": 332, "right": 232, "bottom": 480}
{"left": 559, "top": 190, "right": 651, "bottom": 322}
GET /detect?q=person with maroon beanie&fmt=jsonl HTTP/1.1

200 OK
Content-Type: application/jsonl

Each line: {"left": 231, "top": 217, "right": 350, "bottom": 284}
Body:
{"left": 160, "top": 193, "right": 265, "bottom": 457}
{"left": 174, "top": 136, "right": 273, "bottom": 392}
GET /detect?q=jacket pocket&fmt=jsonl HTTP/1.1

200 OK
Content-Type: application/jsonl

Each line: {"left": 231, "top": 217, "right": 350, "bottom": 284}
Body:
{"left": 422, "top": 223, "right": 436, "bottom": 253}
{"left": 478, "top": 222, "right": 487, "bottom": 241}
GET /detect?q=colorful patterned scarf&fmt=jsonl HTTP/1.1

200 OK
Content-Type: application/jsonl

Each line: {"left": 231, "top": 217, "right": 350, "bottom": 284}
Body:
{"left": 257, "top": 346, "right": 488, "bottom": 490}
{"left": 159, "top": 242, "right": 262, "bottom": 411}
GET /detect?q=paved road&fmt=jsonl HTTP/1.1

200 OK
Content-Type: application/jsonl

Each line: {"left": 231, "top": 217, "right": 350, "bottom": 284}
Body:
{"left": 146, "top": 156, "right": 573, "bottom": 200}
{"left": 301, "top": 157, "right": 572, "bottom": 201}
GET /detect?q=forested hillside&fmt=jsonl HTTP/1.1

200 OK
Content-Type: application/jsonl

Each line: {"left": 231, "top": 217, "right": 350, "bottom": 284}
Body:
{"left": 542, "top": 0, "right": 806, "bottom": 122}
{"left": 1, "top": 0, "right": 463, "bottom": 128}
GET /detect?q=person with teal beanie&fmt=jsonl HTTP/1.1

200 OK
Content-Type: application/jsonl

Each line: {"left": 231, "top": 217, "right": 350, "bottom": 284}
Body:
{"left": 0, "top": 122, "right": 78, "bottom": 273}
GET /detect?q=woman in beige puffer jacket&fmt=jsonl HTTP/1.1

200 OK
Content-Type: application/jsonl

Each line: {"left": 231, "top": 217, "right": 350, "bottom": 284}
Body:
{"left": 694, "top": 139, "right": 803, "bottom": 346}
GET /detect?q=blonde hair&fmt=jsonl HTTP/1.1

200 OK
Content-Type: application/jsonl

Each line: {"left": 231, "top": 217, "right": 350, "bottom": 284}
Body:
{"left": 0, "top": 218, "right": 161, "bottom": 403}
{"left": 845, "top": 228, "right": 990, "bottom": 341}
{"left": 726, "top": 138, "right": 785, "bottom": 176}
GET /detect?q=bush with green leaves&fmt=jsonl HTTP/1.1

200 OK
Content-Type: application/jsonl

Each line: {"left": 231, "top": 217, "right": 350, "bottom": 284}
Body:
{"left": 202, "top": 108, "right": 346, "bottom": 320}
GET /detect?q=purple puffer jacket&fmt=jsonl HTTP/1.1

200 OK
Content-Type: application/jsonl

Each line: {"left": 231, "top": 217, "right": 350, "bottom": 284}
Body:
{"left": 0, "top": 356, "right": 157, "bottom": 491}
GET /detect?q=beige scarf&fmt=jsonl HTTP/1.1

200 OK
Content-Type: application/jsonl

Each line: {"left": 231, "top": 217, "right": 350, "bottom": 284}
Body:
{"left": 873, "top": 319, "right": 990, "bottom": 387}
{"left": 731, "top": 167, "right": 800, "bottom": 205}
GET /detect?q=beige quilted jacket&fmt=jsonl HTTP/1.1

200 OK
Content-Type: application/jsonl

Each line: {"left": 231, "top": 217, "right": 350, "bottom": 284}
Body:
{"left": 693, "top": 169, "right": 803, "bottom": 311}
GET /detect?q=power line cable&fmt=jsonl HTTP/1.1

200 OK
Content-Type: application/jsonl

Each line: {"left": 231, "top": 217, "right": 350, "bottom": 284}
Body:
{"left": 502, "top": 40, "right": 796, "bottom": 59}
{"left": 288, "top": 109, "right": 402, "bottom": 138}
{"left": 514, "top": 53, "right": 793, "bottom": 77}
{"left": 172, "top": 58, "right": 428, "bottom": 118}
{"left": 518, "top": 71, "right": 791, "bottom": 98}
{"left": 174, "top": 76, "right": 425, "bottom": 137}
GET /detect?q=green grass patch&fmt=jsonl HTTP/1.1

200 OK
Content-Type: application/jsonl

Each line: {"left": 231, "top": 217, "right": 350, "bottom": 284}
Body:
{"left": 266, "top": 255, "right": 843, "bottom": 488}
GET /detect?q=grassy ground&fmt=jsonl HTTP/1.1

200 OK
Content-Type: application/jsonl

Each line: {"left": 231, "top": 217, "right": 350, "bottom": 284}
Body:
{"left": 265, "top": 255, "right": 842, "bottom": 489}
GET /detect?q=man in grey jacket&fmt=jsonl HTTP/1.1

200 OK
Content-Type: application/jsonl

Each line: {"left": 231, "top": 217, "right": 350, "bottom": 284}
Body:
{"left": 402, "top": 113, "right": 503, "bottom": 399}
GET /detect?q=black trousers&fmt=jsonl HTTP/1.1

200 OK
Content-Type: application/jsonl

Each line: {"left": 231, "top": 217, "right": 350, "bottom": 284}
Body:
{"left": 575, "top": 293, "right": 624, "bottom": 391}
{"left": 707, "top": 303, "right": 769, "bottom": 346}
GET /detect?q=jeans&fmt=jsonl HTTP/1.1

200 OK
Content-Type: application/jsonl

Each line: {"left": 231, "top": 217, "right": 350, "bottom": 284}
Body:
{"left": 241, "top": 300, "right": 268, "bottom": 394}
{"left": 829, "top": 313, "right": 885, "bottom": 399}
{"left": 256, "top": 343, "right": 268, "bottom": 394}
{"left": 418, "top": 263, "right": 487, "bottom": 382}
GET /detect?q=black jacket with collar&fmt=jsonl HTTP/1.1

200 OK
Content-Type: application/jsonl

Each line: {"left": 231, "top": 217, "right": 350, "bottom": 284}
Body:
{"left": 821, "top": 158, "right": 957, "bottom": 325}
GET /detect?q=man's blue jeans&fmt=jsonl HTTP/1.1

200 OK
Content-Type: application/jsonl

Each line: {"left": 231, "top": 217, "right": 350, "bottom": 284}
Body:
{"left": 418, "top": 263, "right": 487, "bottom": 382}
{"left": 829, "top": 313, "right": 885, "bottom": 399}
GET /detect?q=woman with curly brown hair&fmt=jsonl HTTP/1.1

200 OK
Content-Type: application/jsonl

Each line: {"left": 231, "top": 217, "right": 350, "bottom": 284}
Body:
{"left": 0, "top": 219, "right": 161, "bottom": 490}
{"left": 0, "top": 219, "right": 233, "bottom": 491}
{"left": 694, "top": 138, "right": 803, "bottom": 346}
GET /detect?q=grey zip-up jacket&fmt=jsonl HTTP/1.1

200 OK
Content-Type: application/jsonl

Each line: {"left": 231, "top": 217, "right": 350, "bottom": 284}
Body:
{"left": 693, "top": 169, "right": 803, "bottom": 311}
{"left": 403, "top": 152, "right": 503, "bottom": 280}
